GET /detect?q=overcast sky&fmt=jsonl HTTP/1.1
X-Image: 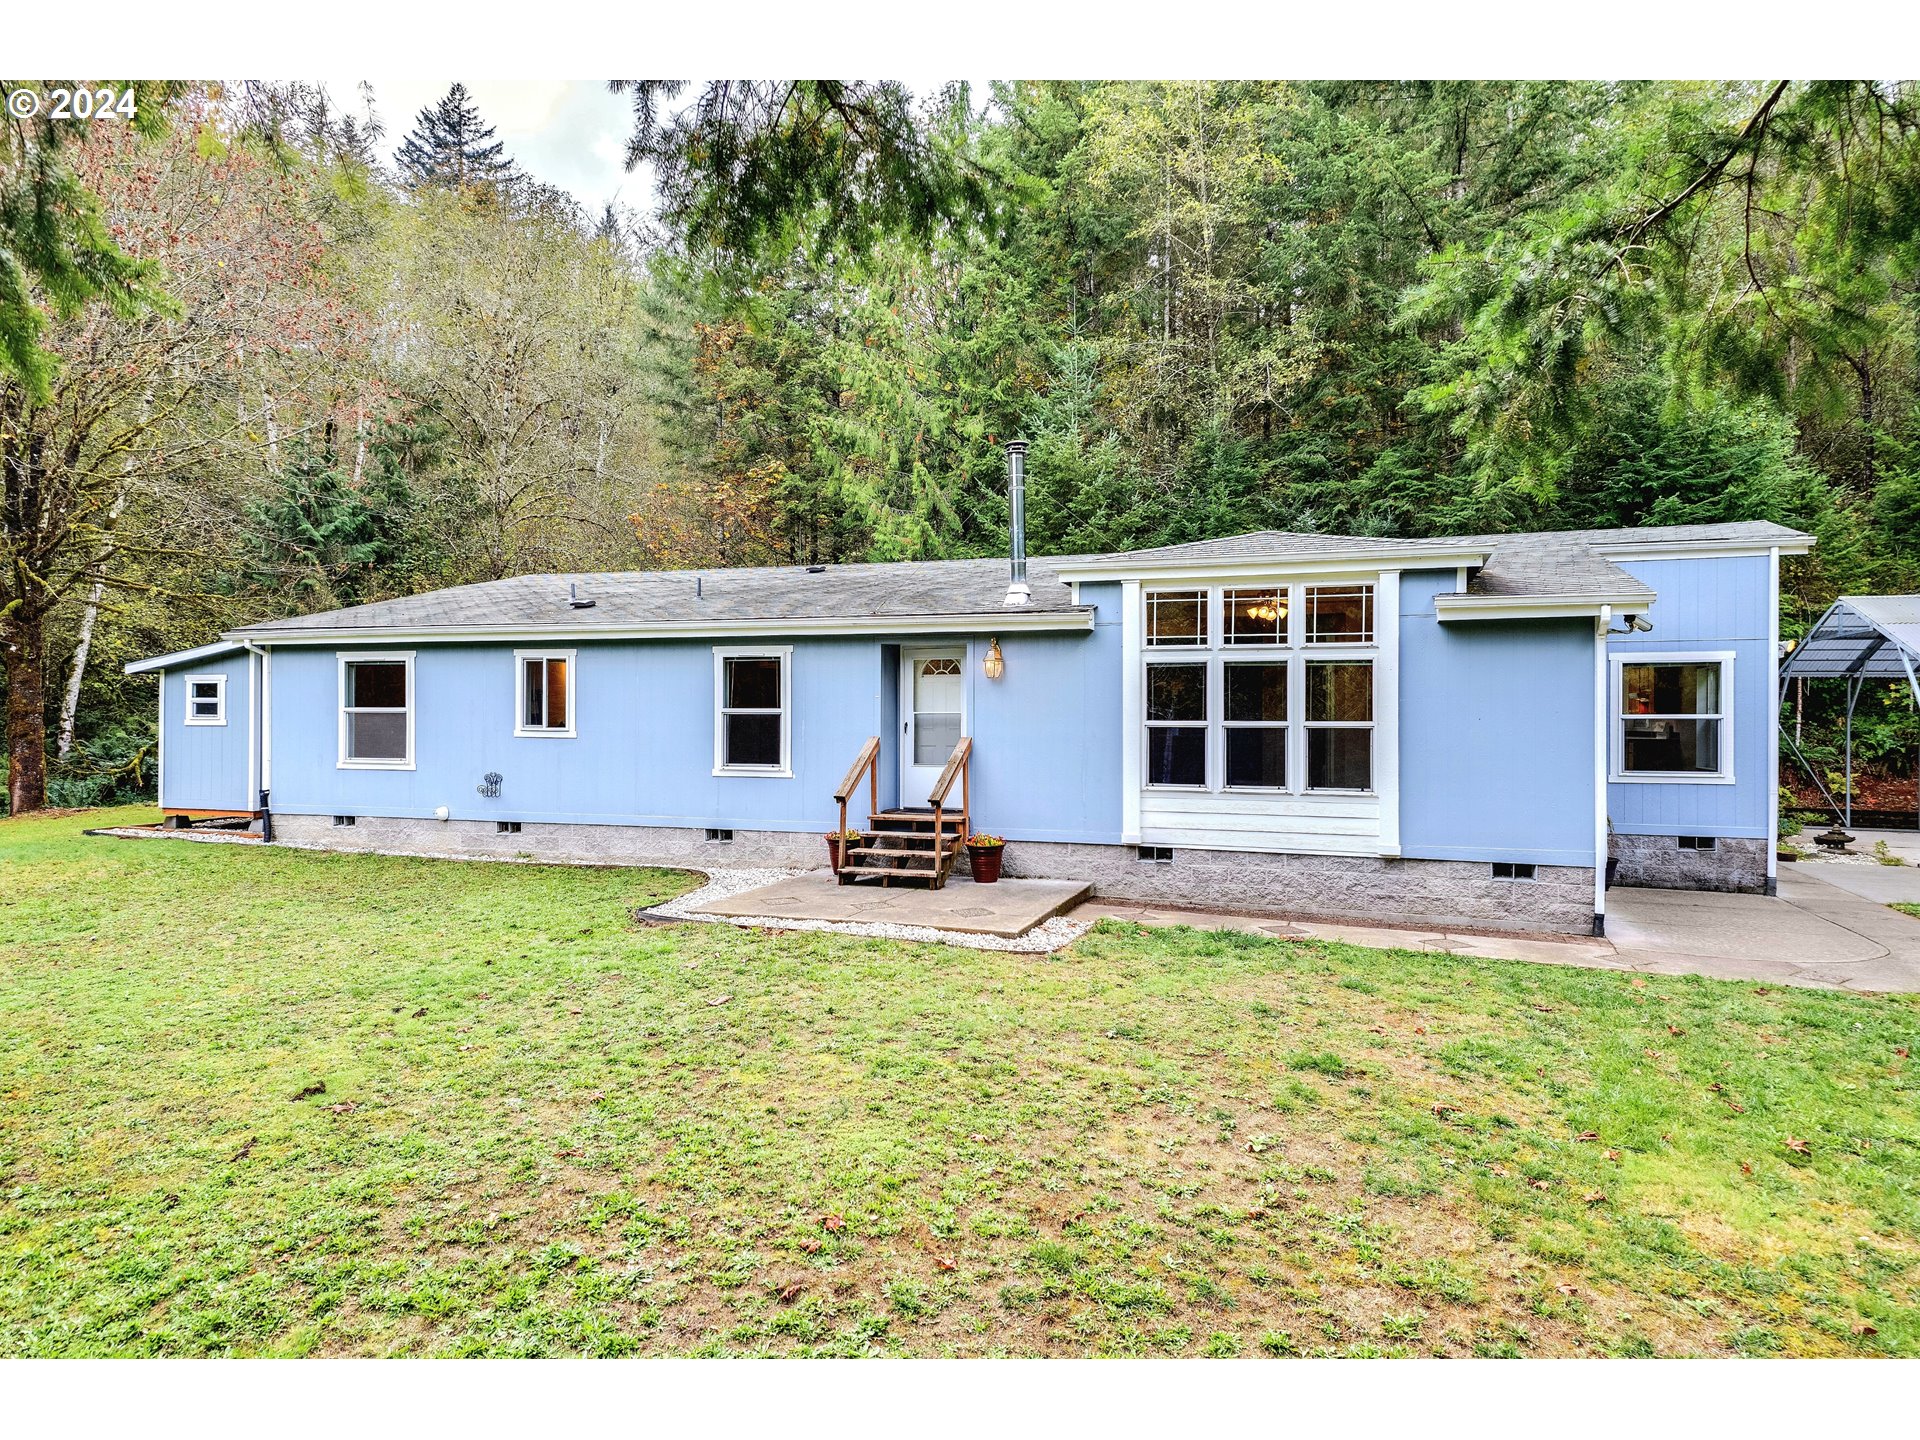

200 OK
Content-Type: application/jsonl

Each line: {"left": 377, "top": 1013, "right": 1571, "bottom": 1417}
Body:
{"left": 324, "top": 79, "right": 994, "bottom": 221}
{"left": 325, "top": 79, "right": 640, "bottom": 216}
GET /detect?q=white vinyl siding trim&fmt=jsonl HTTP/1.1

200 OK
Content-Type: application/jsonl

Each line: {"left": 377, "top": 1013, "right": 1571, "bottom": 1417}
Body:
{"left": 513, "top": 649, "right": 577, "bottom": 738}
{"left": 712, "top": 645, "right": 792, "bottom": 778}
{"left": 336, "top": 651, "right": 416, "bottom": 771}
{"left": 1610, "top": 650, "right": 1735, "bottom": 785}
{"left": 184, "top": 674, "right": 226, "bottom": 726}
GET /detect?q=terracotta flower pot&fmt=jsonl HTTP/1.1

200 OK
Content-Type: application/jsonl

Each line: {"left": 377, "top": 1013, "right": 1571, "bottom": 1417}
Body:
{"left": 967, "top": 844, "right": 1004, "bottom": 883}
{"left": 828, "top": 835, "right": 859, "bottom": 868}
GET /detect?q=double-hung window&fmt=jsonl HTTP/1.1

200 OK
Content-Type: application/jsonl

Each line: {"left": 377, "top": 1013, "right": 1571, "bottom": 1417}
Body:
{"left": 714, "top": 646, "right": 791, "bottom": 776}
{"left": 184, "top": 674, "right": 226, "bottom": 726}
{"left": 1615, "top": 653, "right": 1731, "bottom": 781}
{"left": 515, "top": 650, "right": 576, "bottom": 737}
{"left": 1142, "top": 582, "right": 1375, "bottom": 794}
{"left": 339, "top": 653, "right": 415, "bottom": 769}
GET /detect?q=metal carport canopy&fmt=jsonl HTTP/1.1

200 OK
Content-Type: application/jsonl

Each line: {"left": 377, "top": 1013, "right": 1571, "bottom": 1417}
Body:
{"left": 1780, "top": 595, "right": 1920, "bottom": 687}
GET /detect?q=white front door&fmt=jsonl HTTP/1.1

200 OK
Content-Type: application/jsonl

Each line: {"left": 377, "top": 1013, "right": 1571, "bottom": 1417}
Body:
{"left": 900, "top": 647, "right": 966, "bottom": 805}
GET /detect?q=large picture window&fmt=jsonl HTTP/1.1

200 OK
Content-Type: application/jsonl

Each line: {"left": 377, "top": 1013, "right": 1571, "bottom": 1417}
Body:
{"left": 515, "top": 650, "right": 576, "bottom": 737}
{"left": 1139, "top": 583, "right": 1378, "bottom": 795}
{"left": 1615, "top": 654, "right": 1731, "bottom": 781}
{"left": 339, "top": 653, "right": 414, "bottom": 769}
{"left": 714, "top": 647, "right": 791, "bottom": 775}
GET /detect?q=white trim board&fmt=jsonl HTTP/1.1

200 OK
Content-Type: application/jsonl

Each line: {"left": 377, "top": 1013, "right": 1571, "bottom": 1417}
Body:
{"left": 1055, "top": 549, "right": 1491, "bottom": 583}
{"left": 125, "top": 640, "right": 246, "bottom": 675}
{"left": 223, "top": 610, "right": 1093, "bottom": 648}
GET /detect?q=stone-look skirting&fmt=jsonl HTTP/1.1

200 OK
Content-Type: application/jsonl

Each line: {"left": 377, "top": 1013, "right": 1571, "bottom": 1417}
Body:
{"left": 1609, "top": 833, "right": 1768, "bottom": 894}
{"left": 271, "top": 812, "right": 824, "bottom": 868}
{"left": 271, "top": 814, "right": 1598, "bottom": 935}
{"left": 982, "top": 841, "right": 1597, "bottom": 935}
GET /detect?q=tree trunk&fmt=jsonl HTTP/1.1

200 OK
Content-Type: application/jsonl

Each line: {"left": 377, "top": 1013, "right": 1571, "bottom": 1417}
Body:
{"left": 56, "top": 483, "right": 132, "bottom": 760}
{"left": 4, "top": 605, "right": 48, "bottom": 815}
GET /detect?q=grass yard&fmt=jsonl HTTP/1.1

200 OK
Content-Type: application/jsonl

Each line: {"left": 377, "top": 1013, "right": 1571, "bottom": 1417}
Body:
{"left": 3, "top": 807, "right": 1919, "bottom": 1357}
{"left": 1896, "top": 904, "right": 1920, "bottom": 921}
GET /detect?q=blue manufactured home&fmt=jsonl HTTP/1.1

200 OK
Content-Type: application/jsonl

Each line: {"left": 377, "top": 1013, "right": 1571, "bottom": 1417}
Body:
{"left": 128, "top": 471, "right": 1810, "bottom": 936}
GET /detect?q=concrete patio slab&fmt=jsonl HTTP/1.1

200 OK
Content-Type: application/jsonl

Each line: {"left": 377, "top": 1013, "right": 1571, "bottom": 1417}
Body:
{"left": 1784, "top": 851, "right": 1920, "bottom": 905}
{"left": 693, "top": 872, "right": 1092, "bottom": 939}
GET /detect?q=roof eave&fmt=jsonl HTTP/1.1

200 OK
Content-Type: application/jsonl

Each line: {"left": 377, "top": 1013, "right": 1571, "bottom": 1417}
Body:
{"left": 1589, "top": 535, "right": 1814, "bottom": 561}
{"left": 224, "top": 608, "right": 1097, "bottom": 646}
{"left": 123, "top": 639, "right": 248, "bottom": 675}
{"left": 1052, "top": 546, "right": 1493, "bottom": 582}
{"left": 1435, "top": 592, "right": 1653, "bottom": 622}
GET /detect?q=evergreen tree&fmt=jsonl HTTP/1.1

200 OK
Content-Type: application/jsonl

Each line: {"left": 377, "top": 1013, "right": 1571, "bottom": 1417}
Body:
{"left": 395, "top": 83, "right": 517, "bottom": 190}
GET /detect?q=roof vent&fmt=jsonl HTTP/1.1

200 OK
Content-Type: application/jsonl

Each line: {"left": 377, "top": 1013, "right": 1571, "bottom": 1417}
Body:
{"left": 567, "top": 582, "right": 596, "bottom": 610}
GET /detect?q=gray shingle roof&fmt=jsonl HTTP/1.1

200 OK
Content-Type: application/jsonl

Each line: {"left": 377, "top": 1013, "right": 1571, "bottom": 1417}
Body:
{"left": 226, "top": 519, "right": 1811, "bottom": 639}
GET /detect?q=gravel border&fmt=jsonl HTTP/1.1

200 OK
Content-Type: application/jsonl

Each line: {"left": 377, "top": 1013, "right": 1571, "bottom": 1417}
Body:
{"left": 87, "top": 825, "right": 264, "bottom": 846}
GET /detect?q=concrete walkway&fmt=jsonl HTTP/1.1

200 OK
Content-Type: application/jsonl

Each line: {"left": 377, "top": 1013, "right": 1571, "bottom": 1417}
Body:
{"left": 1085, "top": 861, "right": 1920, "bottom": 993}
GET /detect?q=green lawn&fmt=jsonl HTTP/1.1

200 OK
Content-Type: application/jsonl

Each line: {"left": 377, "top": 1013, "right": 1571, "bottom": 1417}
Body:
{"left": 3, "top": 808, "right": 1918, "bottom": 1357}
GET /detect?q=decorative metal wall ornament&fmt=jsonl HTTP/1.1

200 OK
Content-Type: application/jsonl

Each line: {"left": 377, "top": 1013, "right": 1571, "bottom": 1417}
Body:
{"left": 477, "top": 772, "right": 503, "bottom": 798}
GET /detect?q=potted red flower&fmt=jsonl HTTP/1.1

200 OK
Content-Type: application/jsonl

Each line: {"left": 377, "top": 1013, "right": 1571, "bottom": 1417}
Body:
{"left": 826, "top": 829, "right": 863, "bottom": 868}
{"left": 965, "top": 833, "right": 1006, "bottom": 883}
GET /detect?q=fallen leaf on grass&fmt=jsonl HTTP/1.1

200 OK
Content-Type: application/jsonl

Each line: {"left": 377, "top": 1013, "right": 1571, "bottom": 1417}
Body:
{"left": 708, "top": 995, "right": 733, "bottom": 1007}
{"left": 1754, "top": 986, "right": 1771, "bottom": 995}
{"left": 229, "top": 1137, "right": 256, "bottom": 1162}
{"left": 799, "top": 1238, "right": 822, "bottom": 1254}
{"left": 1431, "top": 1103, "right": 1460, "bottom": 1118}
{"left": 1725, "top": 1100, "right": 1747, "bottom": 1113}
{"left": 289, "top": 1081, "right": 326, "bottom": 1102}
{"left": 1784, "top": 1137, "right": 1811, "bottom": 1155}
{"left": 1532, "top": 1004, "right": 1554, "bottom": 1013}
{"left": 1556, "top": 1283, "right": 1579, "bottom": 1296}
{"left": 324, "top": 1101, "right": 360, "bottom": 1115}
{"left": 161, "top": 1193, "right": 180, "bottom": 1209}
{"left": 1583, "top": 1190, "right": 1608, "bottom": 1206}
{"left": 1629, "top": 978, "right": 1646, "bottom": 988}
{"left": 1740, "top": 1161, "right": 1754, "bottom": 1175}
{"left": 1605, "top": 1149, "right": 1621, "bottom": 1162}
{"left": 934, "top": 1255, "right": 956, "bottom": 1272}
{"left": 1896, "top": 1047, "right": 1910, "bottom": 1059}
{"left": 821, "top": 1214, "right": 845, "bottom": 1232}
{"left": 457, "top": 1044, "right": 475, "bottom": 1052}
{"left": 554, "top": 1147, "right": 583, "bottom": 1159}
{"left": 777, "top": 1283, "right": 804, "bottom": 1304}
{"left": 1643, "top": 1049, "right": 1662, "bottom": 1060}
{"left": 1667, "top": 1025, "right": 1686, "bottom": 1036}
{"left": 1852, "top": 1322, "right": 1878, "bottom": 1337}
{"left": 411, "top": 1007, "right": 427, "bottom": 1019}
{"left": 1529, "top": 1179, "right": 1551, "bottom": 1191}
{"left": 1574, "top": 1131, "right": 1599, "bottom": 1142}
{"left": 568, "top": 1007, "right": 583, "bottom": 1016}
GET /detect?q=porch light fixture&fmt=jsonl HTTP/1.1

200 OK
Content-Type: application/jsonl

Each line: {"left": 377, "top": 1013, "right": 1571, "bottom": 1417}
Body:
{"left": 983, "top": 638, "right": 1005, "bottom": 680}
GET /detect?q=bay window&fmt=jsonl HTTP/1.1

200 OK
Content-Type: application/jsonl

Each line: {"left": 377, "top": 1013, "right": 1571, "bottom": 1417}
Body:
{"left": 1141, "top": 583, "right": 1377, "bottom": 794}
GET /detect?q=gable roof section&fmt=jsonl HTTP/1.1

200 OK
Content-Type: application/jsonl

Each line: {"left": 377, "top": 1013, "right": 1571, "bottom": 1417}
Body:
{"left": 123, "top": 640, "right": 248, "bottom": 675}
{"left": 208, "top": 519, "right": 1813, "bottom": 646}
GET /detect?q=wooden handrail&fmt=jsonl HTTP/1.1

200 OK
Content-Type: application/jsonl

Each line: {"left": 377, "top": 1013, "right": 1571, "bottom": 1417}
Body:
{"left": 930, "top": 737, "right": 972, "bottom": 858}
{"left": 834, "top": 736, "right": 880, "bottom": 872}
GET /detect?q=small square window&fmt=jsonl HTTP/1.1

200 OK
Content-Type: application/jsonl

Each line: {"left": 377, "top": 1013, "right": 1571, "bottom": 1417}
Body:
{"left": 496, "top": 821, "right": 522, "bottom": 835}
{"left": 1677, "top": 835, "right": 1716, "bottom": 851}
{"left": 1492, "top": 862, "right": 1537, "bottom": 881}
{"left": 185, "top": 674, "right": 226, "bottom": 725}
{"left": 1137, "top": 845, "right": 1173, "bottom": 863}
{"left": 705, "top": 828, "right": 734, "bottom": 842}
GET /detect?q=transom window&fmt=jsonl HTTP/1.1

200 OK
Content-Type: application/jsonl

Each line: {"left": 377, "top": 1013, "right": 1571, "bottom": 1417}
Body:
{"left": 515, "top": 650, "right": 576, "bottom": 737}
{"left": 339, "top": 653, "right": 414, "bottom": 769}
{"left": 714, "top": 647, "right": 791, "bottom": 776}
{"left": 184, "top": 674, "right": 226, "bottom": 726}
{"left": 1146, "top": 590, "right": 1207, "bottom": 647}
{"left": 1142, "top": 583, "right": 1376, "bottom": 794}
{"left": 1614, "top": 654, "right": 1731, "bottom": 781}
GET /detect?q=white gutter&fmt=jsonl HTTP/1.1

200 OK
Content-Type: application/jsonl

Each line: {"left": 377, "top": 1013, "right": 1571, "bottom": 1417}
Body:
{"left": 1594, "top": 605, "right": 1611, "bottom": 936}
{"left": 221, "top": 609, "right": 1095, "bottom": 647}
{"left": 244, "top": 641, "right": 272, "bottom": 800}
{"left": 1590, "top": 537, "right": 1814, "bottom": 561}
{"left": 1766, "top": 547, "right": 1780, "bottom": 894}
{"left": 1436, "top": 592, "right": 1653, "bottom": 622}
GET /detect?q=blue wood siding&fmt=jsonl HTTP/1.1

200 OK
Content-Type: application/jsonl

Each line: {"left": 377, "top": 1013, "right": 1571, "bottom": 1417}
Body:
{"left": 262, "top": 610, "right": 1124, "bottom": 844}
{"left": 1398, "top": 571, "right": 1597, "bottom": 865}
{"left": 159, "top": 655, "right": 253, "bottom": 811}
{"left": 1606, "top": 555, "right": 1771, "bottom": 839}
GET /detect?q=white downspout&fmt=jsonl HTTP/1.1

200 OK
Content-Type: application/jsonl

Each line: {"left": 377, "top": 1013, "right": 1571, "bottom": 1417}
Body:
{"left": 1594, "top": 606, "right": 1611, "bottom": 936}
{"left": 1766, "top": 547, "right": 1780, "bottom": 895}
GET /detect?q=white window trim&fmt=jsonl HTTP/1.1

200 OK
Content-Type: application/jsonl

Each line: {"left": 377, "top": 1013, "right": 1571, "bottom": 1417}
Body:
{"left": 513, "top": 648, "right": 578, "bottom": 738}
{"left": 1141, "top": 582, "right": 1380, "bottom": 796}
{"left": 1610, "top": 649, "right": 1735, "bottom": 785}
{"left": 337, "top": 651, "right": 416, "bottom": 771}
{"left": 712, "top": 645, "right": 793, "bottom": 778}
{"left": 183, "top": 673, "right": 227, "bottom": 727}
